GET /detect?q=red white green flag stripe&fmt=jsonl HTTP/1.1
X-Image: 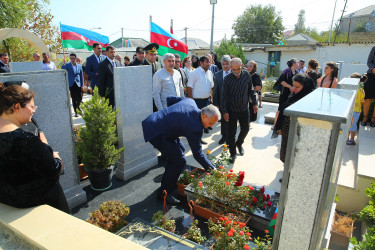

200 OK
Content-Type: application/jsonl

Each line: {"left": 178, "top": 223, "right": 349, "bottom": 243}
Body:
{"left": 60, "top": 24, "right": 109, "bottom": 51}
{"left": 150, "top": 22, "right": 188, "bottom": 59}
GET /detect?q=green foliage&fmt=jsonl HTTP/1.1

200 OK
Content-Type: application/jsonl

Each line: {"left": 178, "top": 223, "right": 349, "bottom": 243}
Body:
{"left": 0, "top": 0, "right": 61, "bottom": 60}
{"left": 152, "top": 211, "right": 176, "bottom": 232}
{"left": 86, "top": 200, "right": 130, "bottom": 233}
{"left": 294, "top": 10, "right": 306, "bottom": 34}
{"left": 206, "top": 145, "right": 231, "bottom": 168}
{"left": 365, "top": 183, "right": 375, "bottom": 201}
{"left": 353, "top": 21, "right": 367, "bottom": 33}
{"left": 360, "top": 201, "right": 375, "bottom": 225}
{"left": 214, "top": 36, "right": 245, "bottom": 64}
{"left": 252, "top": 231, "right": 273, "bottom": 249}
{"left": 351, "top": 227, "right": 375, "bottom": 250}
{"left": 262, "top": 79, "right": 278, "bottom": 93}
{"left": 76, "top": 87, "right": 125, "bottom": 170}
{"left": 232, "top": 4, "right": 284, "bottom": 44}
{"left": 177, "top": 168, "right": 205, "bottom": 185}
{"left": 185, "top": 220, "right": 206, "bottom": 245}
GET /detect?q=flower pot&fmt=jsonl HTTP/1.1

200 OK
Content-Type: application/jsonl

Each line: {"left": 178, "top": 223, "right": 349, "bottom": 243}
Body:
{"left": 192, "top": 199, "right": 251, "bottom": 225}
{"left": 78, "top": 163, "right": 88, "bottom": 180}
{"left": 176, "top": 168, "right": 206, "bottom": 197}
{"left": 330, "top": 230, "right": 352, "bottom": 248}
{"left": 85, "top": 166, "right": 113, "bottom": 191}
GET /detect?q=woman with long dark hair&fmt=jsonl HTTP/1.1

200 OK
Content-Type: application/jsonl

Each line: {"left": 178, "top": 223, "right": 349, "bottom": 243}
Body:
{"left": 191, "top": 55, "right": 200, "bottom": 69}
{"left": 317, "top": 61, "right": 338, "bottom": 88}
{"left": 0, "top": 83, "right": 69, "bottom": 212}
{"left": 272, "top": 73, "right": 315, "bottom": 181}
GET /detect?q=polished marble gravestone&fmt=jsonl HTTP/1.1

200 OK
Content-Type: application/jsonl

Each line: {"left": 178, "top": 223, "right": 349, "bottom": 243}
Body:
{"left": 9, "top": 62, "right": 42, "bottom": 72}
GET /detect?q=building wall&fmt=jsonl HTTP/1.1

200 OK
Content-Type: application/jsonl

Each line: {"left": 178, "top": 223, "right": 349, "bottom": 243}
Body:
{"left": 340, "top": 16, "right": 375, "bottom": 33}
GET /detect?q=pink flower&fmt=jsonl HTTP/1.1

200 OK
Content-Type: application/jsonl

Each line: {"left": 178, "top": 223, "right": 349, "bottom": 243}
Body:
{"left": 239, "top": 231, "right": 244, "bottom": 235}
{"left": 198, "top": 181, "right": 203, "bottom": 187}
{"left": 206, "top": 172, "right": 210, "bottom": 176}
{"left": 267, "top": 201, "right": 272, "bottom": 206}
{"left": 190, "top": 175, "right": 195, "bottom": 178}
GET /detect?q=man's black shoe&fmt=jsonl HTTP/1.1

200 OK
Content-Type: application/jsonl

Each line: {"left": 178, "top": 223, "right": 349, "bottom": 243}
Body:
{"left": 201, "top": 139, "right": 208, "bottom": 145}
{"left": 218, "top": 138, "right": 226, "bottom": 145}
{"left": 208, "top": 127, "right": 213, "bottom": 130}
{"left": 157, "top": 192, "right": 180, "bottom": 205}
{"left": 237, "top": 144, "right": 244, "bottom": 155}
{"left": 229, "top": 155, "right": 236, "bottom": 164}
{"left": 204, "top": 128, "right": 209, "bottom": 134}
{"left": 74, "top": 113, "right": 79, "bottom": 117}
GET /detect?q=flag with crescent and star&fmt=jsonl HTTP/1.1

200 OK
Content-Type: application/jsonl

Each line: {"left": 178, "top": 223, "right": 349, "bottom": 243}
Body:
{"left": 60, "top": 24, "right": 109, "bottom": 51}
{"left": 150, "top": 21, "right": 188, "bottom": 59}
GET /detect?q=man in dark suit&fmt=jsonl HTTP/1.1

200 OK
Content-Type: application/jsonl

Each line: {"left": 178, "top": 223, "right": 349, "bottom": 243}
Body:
{"left": 142, "top": 97, "right": 219, "bottom": 204}
{"left": 213, "top": 55, "right": 231, "bottom": 144}
{"left": 0, "top": 53, "right": 10, "bottom": 73}
{"left": 98, "top": 45, "right": 121, "bottom": 108}
{"left": 85, "top": 43, "right": 105, "bottom": 91}
{"left": 174, "top": 53, "right": 188, "bottom": 90}
{"left": 62, "top": 53, "right": 84, "bottom": 117}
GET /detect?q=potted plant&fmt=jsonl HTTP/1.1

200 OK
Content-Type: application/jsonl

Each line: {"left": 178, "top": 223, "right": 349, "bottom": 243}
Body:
{"left": 73, "top": 126, "right": 88, "bottom": 180}
{"left": 183, "top": 219, "right": 206, "bottom": 245}
{"left": 86, "top": 200, "right": 130, "bottom": 233}
{"left": 330, "top": 212, "right": 355, "bottom": 248}
{"left": 190, "top": 165, "right": 270, "bottom": 224}
{"left": 177, "top": 168, "right": 206, "bottom": 197}
{"left": 208, "top": 217, "right": 253, "bottom": 250}
{"left": 152, "top": 210, "right": 176, "bottom": 233}
{"left": 76, "top": 87, "right": 125, "bottom": 191}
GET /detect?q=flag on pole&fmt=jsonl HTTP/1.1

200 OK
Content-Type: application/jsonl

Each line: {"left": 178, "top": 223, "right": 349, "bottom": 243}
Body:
{"left": 150, "top": 22, "right": 188, "bottom": 59}
{"left": 60, "top": 24, "right": 109, "bottom": 51}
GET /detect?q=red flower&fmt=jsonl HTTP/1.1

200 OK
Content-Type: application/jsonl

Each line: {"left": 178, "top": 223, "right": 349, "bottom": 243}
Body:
{"left": 229, "top": 227, "right": 234, "bottom": 232}
{"left": 239, "top": 231, "right": 244, "bottom": 235}
{"left": 219, "top": 217, "right": 224, "bottom": 221}
{"left": 206, "top": 172, "right": 210, "bottom": 176}
{"left": 239, "top": 223, "right": 246, "bottom": 228}
{"left": 246, "top": 201, "right": 249, "bottom": 204}
{"left": 219, "top": 166, "right": 224, "bottom": 169}
{"left": 246, "top": 232, "right": 251, "bottom": 236}
{"left": 198, "top": 181, "right": 203, "bottom": 187}
{"left": 244, "top": 245, "right": 250, "bottom": 250}
{"left": 235, "top": 181, "right": 242, "bottom": 186}
{"left": 267, "top": 201, "right": 272, "bottom": 206}
{"left": 190, "top": 175, "right": 195, "bottom": 178}
{"left": 267, "top": 194, "right": 271, "bottom": 200}
{"left": 262, "top": 194, "right": 266, "bottom": 201}
{"left": 263, "top": 204, "right": 266, "bottom": 209}
{"left": 252, "top": 197, "right": 257, "bottom": 203}
{"left": 260, "top": 186, "right": 265, "bottom": 194}
{"left": 248, "top": 185, "right": 254, "bottom": 191}
{"left": 224, "top": 217, "right": 229, "bottom": 221}
{"left": 265, "top": 230, "right": 269, "bottom": 234}
{"left": 233, "top": 222, "right": 237, "bottom": 225}
{"left": 230, "top": 169, "right": 233, "bottom": 172}
{"left": 228, "top": 231, "right": 233, "bottom": 237}
{"left": 226, "top": 181, "right": 230, "bottom": 185}
{"left": 224, "top": 221, "right": 230, "bottom": 226}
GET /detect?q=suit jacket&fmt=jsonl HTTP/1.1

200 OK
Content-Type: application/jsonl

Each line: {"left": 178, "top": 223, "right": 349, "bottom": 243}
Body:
{"left": 143, "top": 60, "right": 162, "bottom": 76}
{"left": 97, "top": 58, "right": 120, "bottom": 108}
{"left": 61, "top": 62, "right": 84, "bottom": 87}
{"left": 213, "top": 70, "right": 225, "bottom": 107}
{"left": 177, "top": 68, "right": 188, "bottom": 87}
{"left": 142, "top": 97, "right": 214, "bottom": 170}
{"left": 85, "top": 54, "right": 105, "bottom": 89}
{"left": 0, "top": 61, "right": 10, "bottom": 73}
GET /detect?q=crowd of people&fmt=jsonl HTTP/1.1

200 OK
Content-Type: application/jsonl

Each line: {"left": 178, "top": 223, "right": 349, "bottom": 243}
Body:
{"left": 0, "top": 44, "right": 374, "bottom": 207}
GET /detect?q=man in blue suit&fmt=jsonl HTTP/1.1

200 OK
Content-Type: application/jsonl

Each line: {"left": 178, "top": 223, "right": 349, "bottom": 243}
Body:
{"left": 85, "top": 43, "right": 105, "bottom": 92}
{"left": 142, "top": 96, "right": 220, "bottom": 204}
{"left": 62, "top": 53, "right": 84, "bottom": 117}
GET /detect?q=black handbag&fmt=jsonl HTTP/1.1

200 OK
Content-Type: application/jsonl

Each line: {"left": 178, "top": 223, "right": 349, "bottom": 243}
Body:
{"left": 250, "top": 105, "right": 257, "bottom": 122}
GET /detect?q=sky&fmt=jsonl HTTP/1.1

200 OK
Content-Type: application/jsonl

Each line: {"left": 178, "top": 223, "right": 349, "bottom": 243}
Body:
{"left": 49, "top": 0, "right": 374, "bottom": 44}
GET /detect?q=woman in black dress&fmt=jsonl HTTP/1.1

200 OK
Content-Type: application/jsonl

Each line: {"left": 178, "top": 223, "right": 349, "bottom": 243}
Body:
{"left": 272, "top": 59, "right": 299, "bottom": 129}
{"left": 272, "top": 73, "right": 315, "bottom": 181}
{"left": 0, "top": 83, "right": 69, "bottom": 213}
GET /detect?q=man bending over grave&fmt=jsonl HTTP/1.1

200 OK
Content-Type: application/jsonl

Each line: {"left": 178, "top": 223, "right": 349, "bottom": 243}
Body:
{"left": 142, "top": 96, "right": 219, "bottom": 205}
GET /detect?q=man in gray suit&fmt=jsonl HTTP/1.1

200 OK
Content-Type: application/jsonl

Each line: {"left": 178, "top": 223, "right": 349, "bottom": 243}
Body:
{"left": 213, "top": 55, "right": 231, "bottom": 144}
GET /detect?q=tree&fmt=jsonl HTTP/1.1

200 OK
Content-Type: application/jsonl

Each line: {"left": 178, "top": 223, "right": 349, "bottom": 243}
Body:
{"left": 294, "top": 10, "right": 306, "bottom": 34}
{"left": 214, "top": 36, "right": 245, "bottom": 64}
{"left": 0, "top": 0, "right": 61, "bottom": 61}
{"left": 232, "top": 5, "right": 284, "bottom": 44}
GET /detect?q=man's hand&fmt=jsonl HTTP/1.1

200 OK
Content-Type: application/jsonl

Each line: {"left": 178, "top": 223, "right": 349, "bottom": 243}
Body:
{"left": 372, "top": 68, "right": 375, "bottom": 74}
{"left": 253, "top": 105, "right": 258, "bottom": 114}
{"left": 223, "top": 113, "right": 229, "bottom": 122}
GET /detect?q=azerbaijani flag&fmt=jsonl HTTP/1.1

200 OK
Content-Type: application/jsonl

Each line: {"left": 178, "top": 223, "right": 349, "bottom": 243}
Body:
{"left": 150, "top": 22, "right": 188, "bottom": 59}
{"left": 268, "top": 206, "right": 278, "bottom": 236}
{"left": 60, "top": 24, "right": 109, "bottom": 51}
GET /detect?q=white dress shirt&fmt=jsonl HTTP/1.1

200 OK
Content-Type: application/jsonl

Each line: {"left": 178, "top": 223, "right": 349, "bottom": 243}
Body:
{"left": 187, "top": 66, "right": 214, "bottom": 99}
{"left": 223, "top": 69, "right": 231, "bottom": 80}
{"left": 183, "top": 66, "right": 194, "bottom": 78}
{"left": 41, "top": 61, "right": 57, "bottom": 70}
{"left": 153, "top": 68, "right": 184, "bottom": 110}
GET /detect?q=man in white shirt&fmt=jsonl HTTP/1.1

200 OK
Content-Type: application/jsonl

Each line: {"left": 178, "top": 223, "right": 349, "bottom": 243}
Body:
{"left": 41, "top": 52, "right": 57, "bottom": 70}
{"left": 187, "top": 54, "right": 214, "bottom": 142}
{"left": 298, "top": 59, "right": 306, "bottom": 73}
{"left": 153, "top": 53, "right": 184, "bottom": 110}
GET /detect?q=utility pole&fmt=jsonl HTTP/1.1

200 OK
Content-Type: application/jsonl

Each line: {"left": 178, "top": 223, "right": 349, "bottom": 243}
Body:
{"left": 149, "top": 15, "right": 152, "bottom": 43}
{"left": 121, "top": 28, "right": 124, "bottom": 47}
{"left": 170, "top": 19, "right": 173, "bottom": 34}
{"left": 328, "top": 0, "right": 338, "bottom": 44}
{"left": 209, "top": 0, "right": 217, "bottom": 53}
{"left": 333, "top": 0, "right": 348, "bottom": 44}
{"left": 184, "top": 27, "right": 188, "bottom": 45}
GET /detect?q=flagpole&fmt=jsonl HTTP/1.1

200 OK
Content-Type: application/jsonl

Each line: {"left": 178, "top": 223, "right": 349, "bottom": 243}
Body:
{"left": 149, "top": 15, "right": 152, "bottom": 43}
